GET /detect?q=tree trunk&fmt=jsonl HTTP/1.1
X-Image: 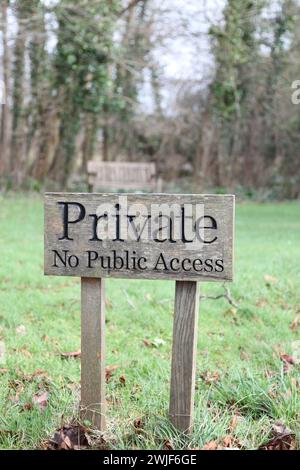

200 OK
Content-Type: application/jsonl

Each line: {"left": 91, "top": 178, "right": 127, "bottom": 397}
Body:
{"left": 10, "top": 6, "right": 27, "bottom": 187}
{"left": 32, "top": 99, "right": 60, "bottom": 182}
{"left": 0, "top": 0, "right": 9, "bottom": 177}
{"left": 82, "top": 113, "right": 98, "bottom": 171}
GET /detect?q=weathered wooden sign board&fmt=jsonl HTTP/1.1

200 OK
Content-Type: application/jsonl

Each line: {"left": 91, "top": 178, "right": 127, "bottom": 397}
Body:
{"left": 44, "top": 193, "right": 235, "bottom": 433}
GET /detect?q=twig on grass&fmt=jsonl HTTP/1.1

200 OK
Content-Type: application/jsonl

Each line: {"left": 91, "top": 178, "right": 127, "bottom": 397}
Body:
{"left": 199, "top": 283, "right": 239, "bottom": 309}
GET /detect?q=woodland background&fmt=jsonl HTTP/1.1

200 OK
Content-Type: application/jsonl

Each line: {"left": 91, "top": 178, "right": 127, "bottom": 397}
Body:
{"left": 0, "top": 0, "right": 300, "bottom": 198}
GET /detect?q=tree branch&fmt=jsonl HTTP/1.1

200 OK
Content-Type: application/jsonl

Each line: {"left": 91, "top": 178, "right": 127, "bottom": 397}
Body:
{"left": 200, "top": 283, "right": 239, "bottom": 309}
{"left": 119, "top": 0, "right": 144, "bottom": 17}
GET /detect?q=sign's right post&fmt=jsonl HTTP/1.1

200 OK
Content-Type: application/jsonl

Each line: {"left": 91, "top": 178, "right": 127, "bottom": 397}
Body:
{"left": 169, "top": 280, "right": 200, "bottom": 433}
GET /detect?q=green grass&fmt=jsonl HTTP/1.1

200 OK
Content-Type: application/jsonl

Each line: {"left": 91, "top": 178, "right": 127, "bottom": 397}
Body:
{"left": 0, "top": 194, "right": 299, "bottom": 450}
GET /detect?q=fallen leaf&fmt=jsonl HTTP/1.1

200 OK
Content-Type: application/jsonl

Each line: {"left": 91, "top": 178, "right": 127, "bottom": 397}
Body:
{"left": 202, "top": 440, "right": 218, "bottom": 450}
{"left": 256, "top": 298, "right": 268, "bottom": 308}
{"left": 23, "top": 402, "right": 33, "bottom": 411}
{"left": 47, "top": 425, "right": 90, "bottom": 450}
{"left": 105, "top": 365, "right": 119, "bottom": 383}
{"left": 119, "top": 374, "right": 126, "bottom": 386}
{"left": 200, "top": 370, "right": 220, "bottom": 384}
{"left": 221, "top": 435, "right": 242, "bottom": 450}
{"left": 163, "top": 440, "right": 174, "bottom": 450}
{"left": 259, "top": 422, "right": 296, "bottom": 450}
{"left": 18, "top": 369, "right": 49, "bottom": 384}
{"left": 143, "top": 338, "right": 166, "bottom": 348}
{"left": 229, "top": 415, "right": 239, "bottom": 432}
{"left": 17, "top": 348, "right": 32, "bottom": 358}
{"left": 290, "top": 313, "right": 300, "bottom": 331}
{"left": 264, "top": 274, "right": 278, "bottom": 286}
{"left": 265, "top": 369, "right": 277, "bottom": 378}
{"left": 60, "top": 350, "right": 81, "bottom": 359}
{"left": 61, "top": 435, "right": 73, "bottom": 450}
{"left": 133, "top": 418, "right": 143, "bottom": 428}
{"left": 8, "top": 379, "right": 24, "bottom": 404}
{"left": 239, "top": 349, "right": 250, "bottom": 361}
{"left": 268, "top": 386, "right": 277, "bottom": 399}
{"left": 280, "top": 353, "right": 299, "bottom": 372}
{"left": 280, "top": 353, "right": 298, "bottom": 365}
{"left": 33, "top": 391, "right": 49, "bottom": 411}
{"left": 223, "top": 436, "right": 233, "bottom": 448}
{"left": 133, "top": 417, "right": 143, "bottom": 429}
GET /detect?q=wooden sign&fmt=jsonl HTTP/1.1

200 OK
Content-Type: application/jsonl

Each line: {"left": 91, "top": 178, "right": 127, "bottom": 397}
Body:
{"left": 45, "top": 193, "right": 234, "bottom": 281}
{"left": 44, "top": 193, "right": 235, "bottom": 433}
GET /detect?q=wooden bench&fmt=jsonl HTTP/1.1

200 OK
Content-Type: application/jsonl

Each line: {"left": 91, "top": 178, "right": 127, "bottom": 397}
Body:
{"left": 87, "top": 161, "right": 162, "bottom": 192}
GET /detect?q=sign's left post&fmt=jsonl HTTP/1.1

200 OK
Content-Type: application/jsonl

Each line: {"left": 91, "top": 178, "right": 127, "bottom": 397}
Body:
{"left": 80, "top": 277, "right": 106, "bottom": 431}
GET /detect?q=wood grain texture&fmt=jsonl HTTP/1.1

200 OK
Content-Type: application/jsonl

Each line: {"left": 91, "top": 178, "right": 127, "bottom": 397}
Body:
{"left": 169, "top": 281, "right": 199, "bottom": 433}
{"left": 44, "top": 192, "right": 234, "bottom": 281}
{"left": 80, "top": 278, "right": 106, "bottom": 431}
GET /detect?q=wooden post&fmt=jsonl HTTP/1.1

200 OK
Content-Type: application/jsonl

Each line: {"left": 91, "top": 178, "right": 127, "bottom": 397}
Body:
{"left": 80, "top": 278, "right": 106, "bottom": 431}
{"left": 169, "top": 281, "right": 199, "bottom": 433}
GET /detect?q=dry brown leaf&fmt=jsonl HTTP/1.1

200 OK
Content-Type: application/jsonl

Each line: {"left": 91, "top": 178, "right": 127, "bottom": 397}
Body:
{"left": 230, "top": 415, "right": 239, "bottom": 432}
{"left": 280, "top": 353, "right": 299, "bottom": 373}
{"left": 60, "top": 350, "right": 81, "bottom": 359}
{"left": 202, "top": 440, "right": 218, "bottom": 450}
{"left": 265, "top": 369, "right": 277, "bottom": 378}
{"left": 223, "top": 436, "right": 233, "bottom": 447}
{"left": 280, "top": 353, "right": 298, "bottom": 365}
{"left": 33, "top": 390, "right": 49, "bottom": 411}
{"left": 290, "top": 313, "right": 300, "bottom": 331}
{"left": 240, "top": 350, "right": 250, "bottom": 361}
{"left": 163, "top": 440, "right": 174, "bottom": 450}
{"left": 203, "top": 436, "right": 242, "bottom": 450}
{"left": 23, "top": 402, "right": 33, "bottom": 411}
{"left": 105, "top": 365, "right": 119, "bottom": 383}
{"left": 119, "top": 374, "right": 126, "bottom": 386}
{"left": 21, "top": 369, "right": 48, "bottom": 382}
{"left": 143, "top": 338, "right": 166, "bottom": 348}
{"left": 259, "top": 422, "right": 296, "bottom": 450}
{"left": 47, "top": 425, "right": 91, "bottom": 450}
{"left": 268, "top": 387, "right": 277, "bottom": 399}
{"left": 200, "top": 370, "right": 220, "bottom": 384}
{"left": 264, "top": 274, "right": 278, "bottom": 285}
{"left": 61, "top": 435, "right": 72, "bottom": 450}
{"left": 15, "top": 348, "right": 32, "bottom": 358}
{"left": 256, "top": 298, "right": 268, "bottom": 308}
{"left": 133, "top": 417, "right": 143, "bottom": 429}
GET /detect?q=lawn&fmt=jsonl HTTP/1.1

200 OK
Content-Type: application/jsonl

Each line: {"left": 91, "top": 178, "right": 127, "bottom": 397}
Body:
{"left": 0, "top": 194, "right": 299, "bottom": 450}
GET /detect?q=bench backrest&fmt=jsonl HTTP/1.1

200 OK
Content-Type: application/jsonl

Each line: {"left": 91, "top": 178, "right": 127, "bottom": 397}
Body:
{"left": 87, "top": 161, "right": 158, "bottom": 191}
